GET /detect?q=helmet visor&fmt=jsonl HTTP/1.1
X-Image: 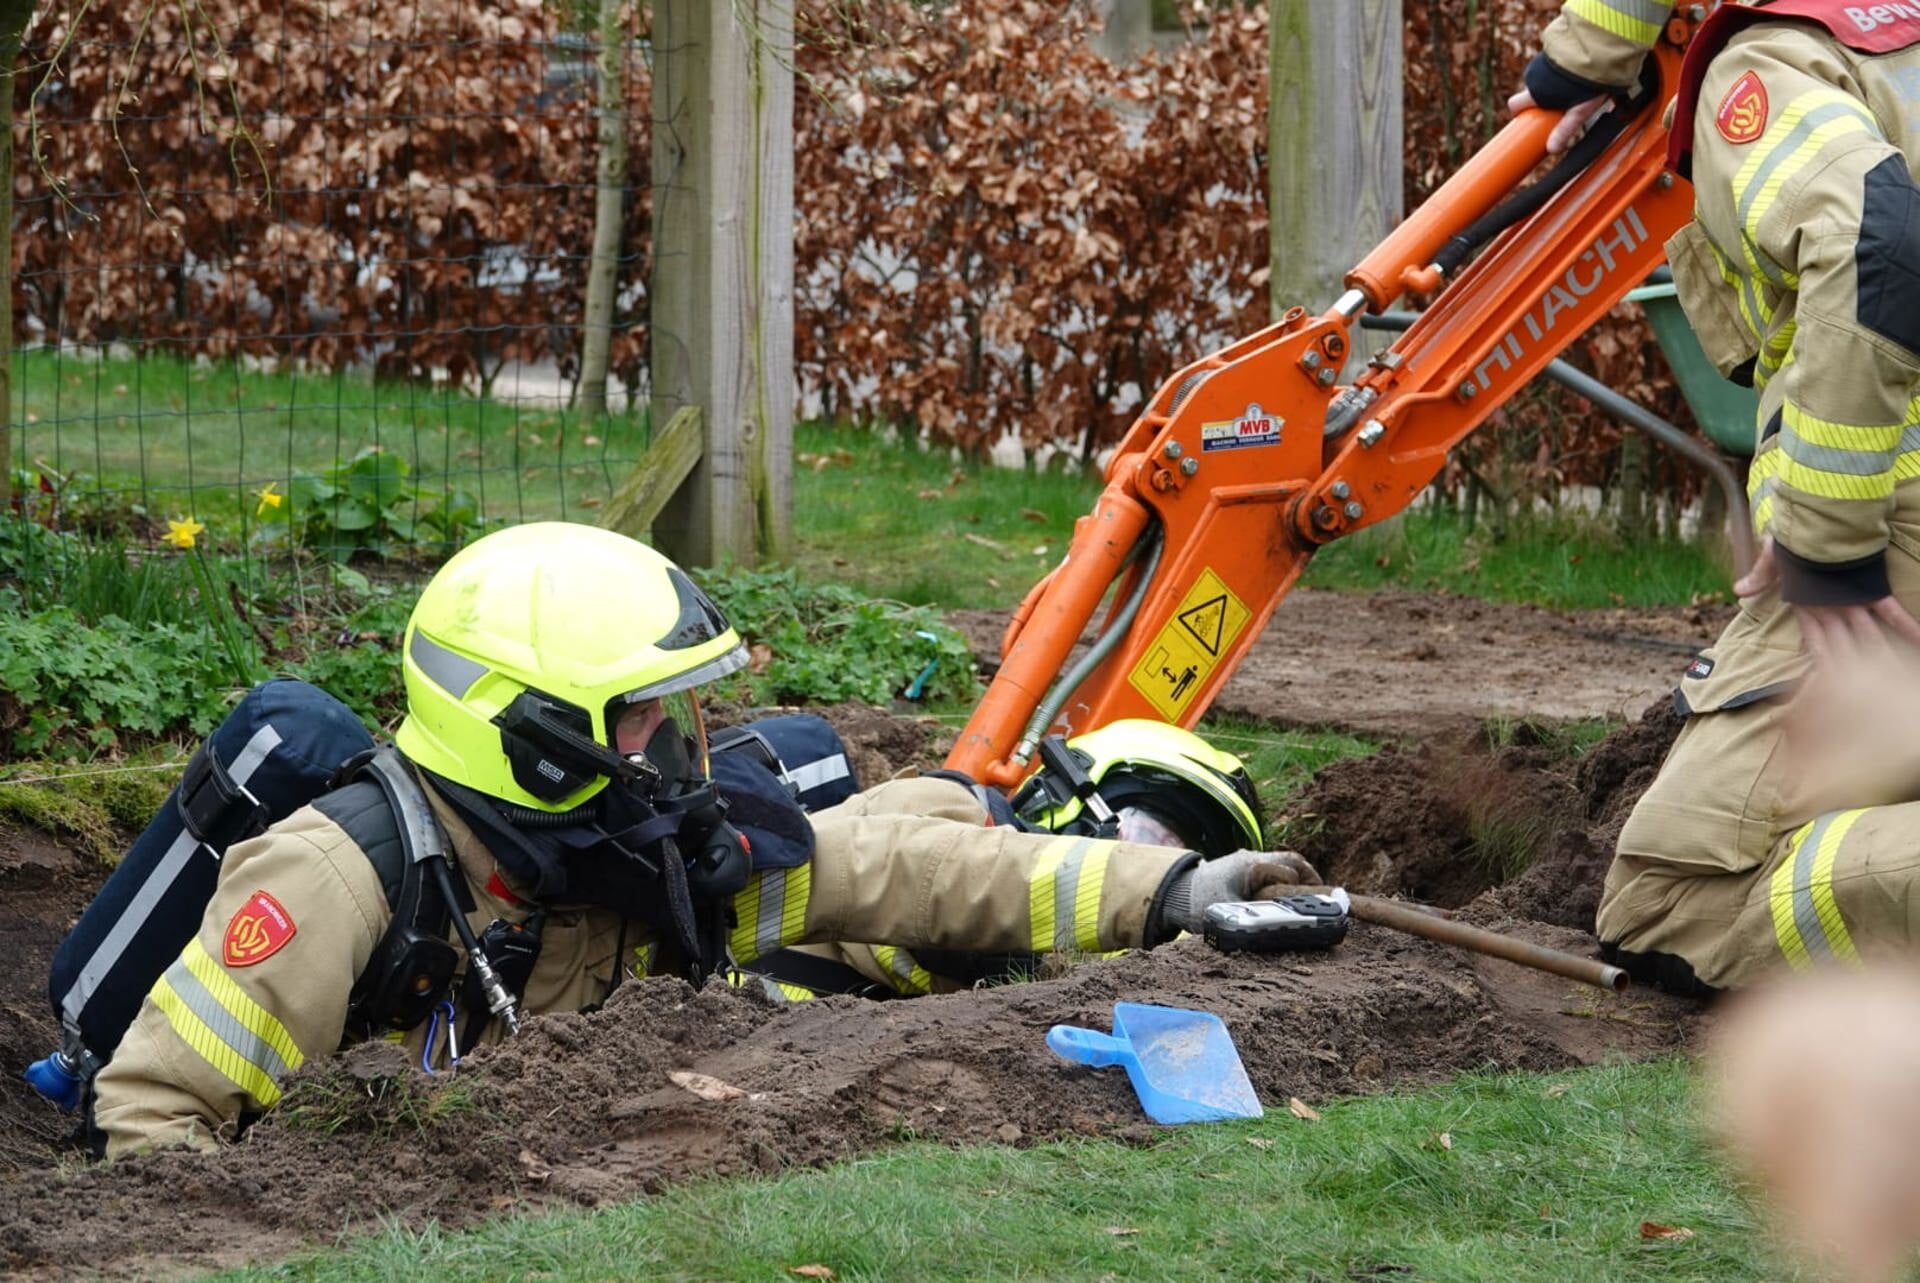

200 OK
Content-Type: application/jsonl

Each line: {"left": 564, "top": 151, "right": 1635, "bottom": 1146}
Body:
{"left": 1115, "top": 805, "right": 1189, "bottom": 849}
{"left": 609, "top": 687, "right": 711, "bottom": 783}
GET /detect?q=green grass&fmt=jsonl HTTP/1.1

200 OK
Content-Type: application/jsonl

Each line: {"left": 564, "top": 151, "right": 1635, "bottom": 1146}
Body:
{"left": 16, "top": 354, "right": 1726, "bottom": 614}
{"left": 14, "top": 351, "right": 650, "bottom": 531}
{"left": 0, "top": 745, "right": 185, "bottom": 860}
{"left": 787, "top": 422, "right": 1725, "bottom": 614}
{"left": 214, "top": 1059, "right": 1799, "bottom": 1283}
{"left": 1303, "top": 508, "right": 1730, "bottom": 611}
{"left": 1483, "top": 714, "right": 1619, "bottom": 759}
{"left": 1196, "top": 712, "right": 1378, "bottom": 805}
{"left": 790, "top": 421, "right": 1102, "bottom": 609}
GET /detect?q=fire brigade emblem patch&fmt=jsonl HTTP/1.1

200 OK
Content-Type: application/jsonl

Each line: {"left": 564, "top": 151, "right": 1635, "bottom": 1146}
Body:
{"left": 1715, "top": 71, "right": 1769, "bottom": 145}
{"left": 224, "top": 890, "right": 297, "bottom": 967}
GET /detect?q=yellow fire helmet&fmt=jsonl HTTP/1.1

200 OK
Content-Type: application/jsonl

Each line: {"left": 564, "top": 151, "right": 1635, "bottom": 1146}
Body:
{"left": 394, "top": 522, "right": 747, "bottom": 812}
{"left": 1011, "top": 719, "right": 1264, "bottom": 857}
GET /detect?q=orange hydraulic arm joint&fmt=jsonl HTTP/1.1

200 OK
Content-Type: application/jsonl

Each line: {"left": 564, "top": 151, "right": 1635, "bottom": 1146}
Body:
{"left": 947, "top": 23, "right": 1701, "bottom": 789}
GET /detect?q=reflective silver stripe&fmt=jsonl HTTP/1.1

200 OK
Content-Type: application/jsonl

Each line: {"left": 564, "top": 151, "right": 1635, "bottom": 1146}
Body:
{"left": 1568, "top": 0, "right": 1670, "bottom": 39}
{"left": 1050, "top": 838, "right": 1093, "bottom": 952}
{"left": 409, "top": 630, "right": 489, "bottom": 698}
{"left": 1602, "top": 0, "right": 1670, "bottom": 23}
{"left": 787, "top": 754, "right": 850, "bottom": 796}
{"left": 161, "top": 954, "right": 299, "bottom": 1083}
{"left": 1781, "top": 429, "right": 1899, "bottom": 477}
{"left": 755, "top": 867, "right": 790, "bottom": 958}
{"left": 1788, "top": 813, "right": 1836, "bottom": 963}
{"left": 59, "top": 723, "right": 284, "bottom": 1024}
{"left": 1738, "top": 101, "right": 1878, "bottom": 239}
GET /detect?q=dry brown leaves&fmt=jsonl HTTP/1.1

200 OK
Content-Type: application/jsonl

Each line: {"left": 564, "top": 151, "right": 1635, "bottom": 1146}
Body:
{"left": 16, "top": 0, "right": 651, "bottom": 391}
{"left": 15, "top": 0, "right": 1685, "bottom": 495}
{"left": 794, "top": 0, "right": 1269, "bottom": 455}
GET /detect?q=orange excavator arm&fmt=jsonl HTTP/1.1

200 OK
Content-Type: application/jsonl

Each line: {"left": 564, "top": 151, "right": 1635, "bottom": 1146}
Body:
{"left": 947, "top": 21, "right": 1703, "bottom": 789}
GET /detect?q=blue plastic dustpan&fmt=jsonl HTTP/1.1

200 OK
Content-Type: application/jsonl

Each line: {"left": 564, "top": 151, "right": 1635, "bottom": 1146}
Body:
{"left": 1046, "top": 1001, "right": 1263, "bottom": 1124}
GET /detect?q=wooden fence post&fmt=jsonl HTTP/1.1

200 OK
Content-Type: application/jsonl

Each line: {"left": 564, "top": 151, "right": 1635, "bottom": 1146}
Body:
{"left": 647, "top": 0, "right": 794, "bottom": 568}
{"left": 0, "top": 0, "right": 32, "bottom": 514}
{"left": 1267, "top": 1, "right": 1403, "bottom": 334}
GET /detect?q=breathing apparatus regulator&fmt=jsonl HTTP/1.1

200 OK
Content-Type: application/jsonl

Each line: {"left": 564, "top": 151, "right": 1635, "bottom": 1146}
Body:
{"left": 1010, "top": 719, "right": 1265, "bottom": 858}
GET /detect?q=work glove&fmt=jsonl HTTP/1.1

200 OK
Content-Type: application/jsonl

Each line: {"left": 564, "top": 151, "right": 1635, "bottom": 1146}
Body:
{"left": 1155, "top": 849, "right": 1321, "bottom": 937}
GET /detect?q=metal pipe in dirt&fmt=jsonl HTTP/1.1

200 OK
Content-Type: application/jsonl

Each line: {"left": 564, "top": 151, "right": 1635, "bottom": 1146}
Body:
{"left": 1350, "top": 893, "right": 1628, "bottom": 992}
{"left": 1290, "top": 885, "right": 1627, "bottom": 991}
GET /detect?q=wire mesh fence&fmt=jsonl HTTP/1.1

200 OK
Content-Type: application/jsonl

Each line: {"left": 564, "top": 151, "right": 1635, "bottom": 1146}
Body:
{"left": 9, "top": 0, "right": 657, "bottom": 570}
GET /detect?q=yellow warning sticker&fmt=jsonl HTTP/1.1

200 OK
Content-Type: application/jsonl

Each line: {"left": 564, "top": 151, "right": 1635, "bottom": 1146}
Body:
{"left": 1127, "top": 569, "right": 1251, "bottom": 720}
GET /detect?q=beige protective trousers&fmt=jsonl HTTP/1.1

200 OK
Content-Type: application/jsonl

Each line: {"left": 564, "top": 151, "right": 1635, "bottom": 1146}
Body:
{"left": 1598, "top": 567, "right": 1920, "bottom": 991}
{"left": 1596, "top": 18, "right": 1920, "bottom": 990}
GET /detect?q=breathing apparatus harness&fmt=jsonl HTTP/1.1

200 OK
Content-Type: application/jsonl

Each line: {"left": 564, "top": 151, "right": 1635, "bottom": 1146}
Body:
{"left": 342, "top": 748, "right": 536, "bottom": 1048}
{"left": 346, "top": 689, "right": 752, "bottom": 1054}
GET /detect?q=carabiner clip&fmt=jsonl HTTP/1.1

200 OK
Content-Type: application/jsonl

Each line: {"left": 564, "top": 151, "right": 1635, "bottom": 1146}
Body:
{"left": 421, "top": 998, "right": 460, "bottom": 1073}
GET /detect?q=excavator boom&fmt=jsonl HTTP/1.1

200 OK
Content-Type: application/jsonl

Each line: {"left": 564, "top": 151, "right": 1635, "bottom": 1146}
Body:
{"left": 947, "top": 24, "right": 1701, "bottom": 788}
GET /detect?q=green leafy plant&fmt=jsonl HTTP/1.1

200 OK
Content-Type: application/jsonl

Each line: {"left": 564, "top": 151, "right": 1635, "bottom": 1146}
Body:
{"left": 295, "top": 591, "right": 413, "bottom": 731}
{"left": 0, "top": 590, "right": 240, "bottom": 754}
{"left": 259, "top": 447, "right": 489, "bottom": 560}
{"left": 696, "top": 566, "right": 979, "bottom": 706}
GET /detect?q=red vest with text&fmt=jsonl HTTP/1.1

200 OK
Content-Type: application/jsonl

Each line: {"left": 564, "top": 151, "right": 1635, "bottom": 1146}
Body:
{"left": 1670, "top": 0, "right": 1920, "bottom": 174}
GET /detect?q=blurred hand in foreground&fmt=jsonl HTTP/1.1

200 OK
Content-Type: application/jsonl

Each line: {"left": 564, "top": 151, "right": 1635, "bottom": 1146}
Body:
{"left": 1776, "top": 582, "right": 1920, "bottom": 813}
{"left": 1710, "top": 967, "right": 1920, "bottom": 1283}
{"left": 1735, "top": 537, "right": 1920, "bottom": 668}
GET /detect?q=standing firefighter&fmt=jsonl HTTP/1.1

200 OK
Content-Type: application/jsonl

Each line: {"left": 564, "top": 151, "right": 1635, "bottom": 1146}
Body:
{"left": 90, "top": 523, "right": 1313, "bottom": 1157}
{"left": 1519, "top": 1, "right": 1920, "bottom": 991}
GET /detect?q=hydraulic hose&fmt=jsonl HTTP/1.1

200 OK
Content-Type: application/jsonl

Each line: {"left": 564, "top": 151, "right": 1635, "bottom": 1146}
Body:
{"left": 1013, "top": 521, "right": 1166, "bottom": 766}
{"left": 1425, "top": 104, "right": 1630, "bottom": 280}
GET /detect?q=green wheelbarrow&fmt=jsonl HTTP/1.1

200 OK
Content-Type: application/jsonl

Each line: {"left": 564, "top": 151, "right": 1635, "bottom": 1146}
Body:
{"left": 1625, "top": 274, "right": 1758, "bottom": 460}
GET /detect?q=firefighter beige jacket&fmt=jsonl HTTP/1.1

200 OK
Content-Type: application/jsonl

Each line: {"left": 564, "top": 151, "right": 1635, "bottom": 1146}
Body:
{"left": 92, "top": 775, "right": 1187, "bottom": 1157}
{"left": 1544, "top": 1, "right": 1920, "bottom": 988}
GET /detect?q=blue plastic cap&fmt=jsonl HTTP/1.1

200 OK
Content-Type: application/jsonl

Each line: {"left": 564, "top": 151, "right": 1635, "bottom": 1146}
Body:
{"left": 24, "top": 1052, "right": 84, "bottom": 1113}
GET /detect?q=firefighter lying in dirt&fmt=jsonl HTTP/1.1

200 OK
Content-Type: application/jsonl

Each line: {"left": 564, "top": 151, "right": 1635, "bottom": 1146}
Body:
{"left": 1517, "top": 0, "right": 1920, "bottom": 992}
{"left": 86, "top": 522, "right": 1315, "bottom": 1158}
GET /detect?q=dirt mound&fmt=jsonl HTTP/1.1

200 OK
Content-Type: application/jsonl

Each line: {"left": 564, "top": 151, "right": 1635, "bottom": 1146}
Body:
{"left": 810, "top": 700, "right": 948, "bottom": 786}
{"left": 949, "top": 590, "right": 1727, "bottom": 740}
{"left": 1284, "top": 702, "right": 1682, "bottom": 928}
{"left": 0, "top": 923, "right": 1698, "bottom": 1279}
{"left": 0, "top": 826, "right": 106, "bottom": 1176}
{"left": 0, "top": 683, "right": 1703, "bottom": 1279}
{"left": 1480, "top": 700, "right": 1683, "bottom": 928}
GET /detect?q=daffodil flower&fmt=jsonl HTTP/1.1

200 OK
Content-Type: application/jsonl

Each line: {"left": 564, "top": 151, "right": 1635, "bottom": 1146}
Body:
{"left": 165, "top": 517, "right": 205, "bottom": 550}
{"left": 256, "top": 482, "right": 284, "bottom": 518}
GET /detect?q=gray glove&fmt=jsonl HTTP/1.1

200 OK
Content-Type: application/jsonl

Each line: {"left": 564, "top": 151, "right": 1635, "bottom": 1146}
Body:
{"left": 1156, "top": 850, "right": 1322, "bottom": 936}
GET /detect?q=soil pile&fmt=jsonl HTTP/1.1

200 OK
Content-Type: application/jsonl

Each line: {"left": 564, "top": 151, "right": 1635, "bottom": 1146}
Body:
{"left": 1285, "top": 700, "right": 1683, "bottom": 927}
{"left": 0, "top": 696, "right": 1700, "bottom": 1280}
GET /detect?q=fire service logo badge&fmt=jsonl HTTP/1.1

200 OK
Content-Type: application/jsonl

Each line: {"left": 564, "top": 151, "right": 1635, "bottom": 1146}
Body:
{"left": 1716, "top": 71, "right": 1769, "bottom": 145}
{"left": 224, "top": 890, "right": 298, "bottom": 967}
